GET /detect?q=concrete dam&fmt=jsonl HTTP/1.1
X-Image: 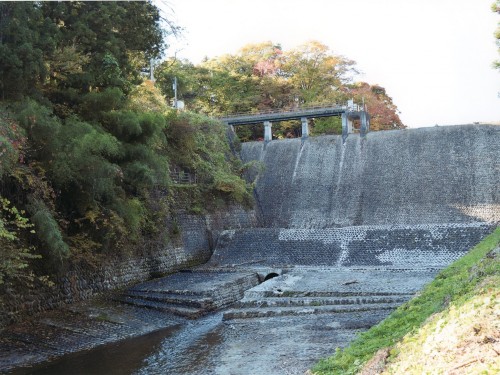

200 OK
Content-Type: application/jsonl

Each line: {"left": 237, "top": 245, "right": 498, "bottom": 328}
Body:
{"left": 3, "top": 125, "right": 498, "bottom": 374}
{"left": 241, "top": 124, "right": 499, "bottom": 228}
{"left": 185, "top": 124, "right": 497, "bottom": 373}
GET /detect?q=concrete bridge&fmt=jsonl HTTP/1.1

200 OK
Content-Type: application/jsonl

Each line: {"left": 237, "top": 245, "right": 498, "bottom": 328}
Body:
{"left": 220, "top": 101, "right": 370, "bottom": 142}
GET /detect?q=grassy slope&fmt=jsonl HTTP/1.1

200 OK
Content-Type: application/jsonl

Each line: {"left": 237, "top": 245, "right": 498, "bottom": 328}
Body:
{"left": 312, "top": 227, "right": 500, "bottom": 375}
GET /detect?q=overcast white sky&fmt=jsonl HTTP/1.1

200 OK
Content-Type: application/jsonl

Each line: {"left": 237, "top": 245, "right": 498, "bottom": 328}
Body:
{"left": 160, "top": 0, "right": 500, "bottom": 128}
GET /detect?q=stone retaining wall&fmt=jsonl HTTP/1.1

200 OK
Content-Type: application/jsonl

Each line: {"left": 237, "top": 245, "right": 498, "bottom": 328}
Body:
{"left": 0, "top": 205, "right": 257, "bottom": 327}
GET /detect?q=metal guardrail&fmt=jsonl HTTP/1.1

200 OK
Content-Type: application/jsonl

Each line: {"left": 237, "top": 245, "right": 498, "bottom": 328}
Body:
{"left": 219, "top": 103, "right": 338, "bottom": 119}
{"left": 170, "top": 168, "right": 197, "bottom": 184}
{"left": 219, "top": 102, "right": 364, "bottom": 120}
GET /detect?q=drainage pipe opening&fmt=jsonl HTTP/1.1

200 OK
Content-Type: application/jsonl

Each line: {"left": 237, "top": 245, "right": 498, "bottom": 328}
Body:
{"left": 263, "top": 273, "right": 280, "bottom": 281}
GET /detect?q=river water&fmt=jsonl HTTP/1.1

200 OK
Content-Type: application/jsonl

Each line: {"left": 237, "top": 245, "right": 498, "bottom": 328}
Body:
{"left": 22, "top": 314, "right": 223, "bottom": 375}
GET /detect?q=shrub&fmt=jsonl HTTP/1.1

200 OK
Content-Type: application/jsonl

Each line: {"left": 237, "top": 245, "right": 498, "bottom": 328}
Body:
{"left": 29, "top": 199, "right": 69, "bottom": 265}
{"left": 0, "top": 197, "right": 40, "bottom": 286}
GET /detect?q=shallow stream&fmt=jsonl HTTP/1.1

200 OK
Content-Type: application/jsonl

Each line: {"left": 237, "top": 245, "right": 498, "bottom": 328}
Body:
{"left": 19, "top": 314, "right": 223, "bottom": 375}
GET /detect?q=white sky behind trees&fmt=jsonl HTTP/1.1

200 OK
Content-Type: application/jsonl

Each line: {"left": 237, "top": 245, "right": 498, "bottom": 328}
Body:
{"left": 160, "top": 0, "right": 500, "bottom": 128}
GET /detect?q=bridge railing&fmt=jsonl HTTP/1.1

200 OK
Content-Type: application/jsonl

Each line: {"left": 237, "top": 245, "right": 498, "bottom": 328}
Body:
{"left": 219, "top": 101, "right": 364, "bottom": 120}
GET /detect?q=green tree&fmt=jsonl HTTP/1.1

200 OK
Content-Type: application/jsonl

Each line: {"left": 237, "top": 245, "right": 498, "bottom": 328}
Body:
{"left": 0, "top": 197, "right": 40, "bottom": 286}
{"left": 164, "top": 111, "right": 252, "bottom": 205}
{"left": 281, "top": 41, "right": 357, "bottom": 104}
{"left": 154, "top": 58, "right": 209, "bottom": 109}
{"left": 155, "top": 40, "right": 403, "bottom": 139}
{"left": 0, "top": 2, "right": 56, "bottom": 99}
{"left": 0, "top": 0, "right": 201, "bottom": 276}
{"left": 0, "top": 106, "right": 25, "bottom": 177}
{"left": 40, "top": 1, "right": 164, "bottom": 85}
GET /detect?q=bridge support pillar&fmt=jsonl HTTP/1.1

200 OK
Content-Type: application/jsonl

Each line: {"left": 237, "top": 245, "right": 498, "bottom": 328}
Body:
{"left": 341, "top": 113, "right": 349, "bottom": 143}
{"left": 301, "top": 117, "right": 309, "bottom": 140}
{"left": 264, "top": 121, "right": 272, "bottom": 143}
{"left": 360, "top": 111, "right": 370, "bottom": 137}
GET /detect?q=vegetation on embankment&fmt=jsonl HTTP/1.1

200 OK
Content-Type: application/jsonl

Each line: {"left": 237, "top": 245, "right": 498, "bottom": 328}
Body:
{"left": 312, "top": 227, "right": 500, "bottom": 374}
{"left": 0, "top": 95, "right": 252, "bottom": 290}
{"left": 0, "top": 2, "right": 253, "bottom": 302}
{"left": 155, "top": 41, "right": 405, "bottom": 141}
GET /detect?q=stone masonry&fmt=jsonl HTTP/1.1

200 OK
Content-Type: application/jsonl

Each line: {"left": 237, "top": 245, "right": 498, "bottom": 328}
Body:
{"left": 208, "top": 223, "right": 493, "bottom": 268}
{"left": 0, "top": 205, "right": 258, "bottom": 327}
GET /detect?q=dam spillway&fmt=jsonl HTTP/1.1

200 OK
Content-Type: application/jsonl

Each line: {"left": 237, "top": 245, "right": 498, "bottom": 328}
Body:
{"left": 241, "top": 125, "right": 499, "bottom": 228}
{"left": 179, "top": 124, "right": 498, "bottom": 373}
{"left": 128, "top": 125, "right": 499, "bottom": 374}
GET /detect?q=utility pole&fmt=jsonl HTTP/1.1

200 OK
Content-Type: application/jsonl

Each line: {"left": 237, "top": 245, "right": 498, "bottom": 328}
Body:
{"left": 150, "top": 58, "right": 155, "bottom": 82}
{"left": 173, "top": 76, "right": 178, "bottom": 108}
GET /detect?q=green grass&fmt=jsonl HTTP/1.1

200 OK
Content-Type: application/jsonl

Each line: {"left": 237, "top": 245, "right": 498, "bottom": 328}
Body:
{"left": 312, "top": 227, "right": 500, "bottom": 375}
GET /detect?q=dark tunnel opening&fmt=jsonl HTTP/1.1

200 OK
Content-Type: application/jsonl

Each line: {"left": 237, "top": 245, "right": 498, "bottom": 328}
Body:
{"left": 263, "top": 273, "right": 280, "bottom": 281}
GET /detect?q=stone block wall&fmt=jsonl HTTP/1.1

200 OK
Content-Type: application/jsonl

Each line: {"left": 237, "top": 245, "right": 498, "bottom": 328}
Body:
{"left": 208, "top": 223, "right": 493, "bottom": 269}
{"left": 209, "top": 273, "right": 261, "bottom": 309}
{"left": 0, "top": 205, "right": 257, "bottom": 327}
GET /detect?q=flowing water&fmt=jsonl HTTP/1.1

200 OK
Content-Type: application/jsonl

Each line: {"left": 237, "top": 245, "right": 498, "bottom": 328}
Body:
{"left": 19, "top": 315, "right": 223, "bottom": 375}
{"left": 15, "top": 326, "right": 180, "bottom": 375}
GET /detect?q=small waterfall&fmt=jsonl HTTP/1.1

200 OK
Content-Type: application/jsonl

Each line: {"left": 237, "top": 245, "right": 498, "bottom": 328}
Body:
{"left": 335, "top": 140, "right": 346, "bottom": 191}
{"left": 291, "top": 141, "right": 305, "bottom": 183}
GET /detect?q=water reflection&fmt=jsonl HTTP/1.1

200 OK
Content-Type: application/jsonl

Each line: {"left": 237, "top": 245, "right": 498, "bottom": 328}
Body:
{"left": 17, "top": 325, "right": 180, "bottom": 375}
{"left": 136, "top": 313, "right": 222, "bottom": 375}
{"left": 13, "top": 313, "right": 224, "bottom": 375}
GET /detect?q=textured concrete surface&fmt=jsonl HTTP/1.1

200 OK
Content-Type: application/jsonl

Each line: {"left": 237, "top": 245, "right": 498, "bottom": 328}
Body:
{"left": 118, "top": 271, "right": 260, "bottom": 318}
{"left": 241, "top": 125, "right": 500, "bottom": 228}
{"left": 208, "top": 223, "right": 493, "bottom": 268}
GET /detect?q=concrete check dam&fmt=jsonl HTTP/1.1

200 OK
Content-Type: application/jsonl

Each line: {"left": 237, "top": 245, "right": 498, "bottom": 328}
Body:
{"left": 119, "top": 124, "right": 500, "bottom": 374}
{"left": 4, "top": 124, "right": 499, "bottom": 374}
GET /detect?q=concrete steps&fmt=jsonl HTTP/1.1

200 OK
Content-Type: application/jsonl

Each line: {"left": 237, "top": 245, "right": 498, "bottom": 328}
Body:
{"left": 117, "top": 296, "right": 207, "bottom": 319}
{"left": 222, "top": 269, "right": 428, "bottom": 321}
{"left": 245, "top": 290, "right": 415, "bottom": 298}
{"left": 232, "top": 294, "right": 412, "bottom": 309}
{"left": 116, "top": 271, "right": 260, "bottom": 319}
{"left": 123, "top": 290, "right": 215, "bottom": 309}
{"left": 223, "top": 288, "right": 412, "bottom": 320}
{"left": 223, "top": 301, "right": 401, "bottom": 320}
